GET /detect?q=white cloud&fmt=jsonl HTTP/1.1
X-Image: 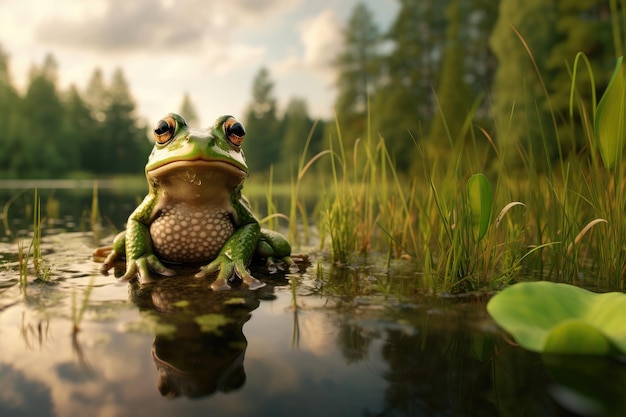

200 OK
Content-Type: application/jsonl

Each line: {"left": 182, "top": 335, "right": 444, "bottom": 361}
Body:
{"left": 0, "top": 0, "right": 399, "bottom": 124}
{"left": 35, "top": 0, "right": 300, "bottom": 52}
{"left": 272, "top": 9, "right": 343, "bottom": 85}
{"left": 300, "top": 10, "right": 343, "bottom": 82}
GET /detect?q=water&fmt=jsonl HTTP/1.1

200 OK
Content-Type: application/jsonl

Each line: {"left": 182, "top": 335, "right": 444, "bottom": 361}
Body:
{"left": 0, "top": 184, "right": 624, "bottom": 416}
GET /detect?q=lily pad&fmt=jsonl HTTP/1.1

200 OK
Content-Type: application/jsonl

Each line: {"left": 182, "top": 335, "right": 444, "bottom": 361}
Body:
{"left": 487, "top": 281, "right": 626, "bottom": 355}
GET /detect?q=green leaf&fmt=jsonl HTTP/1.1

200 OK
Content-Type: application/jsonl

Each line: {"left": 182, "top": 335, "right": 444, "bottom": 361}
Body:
{"left": 466, "top": 173, "right": 492, "bottom": 241}
{"left": 543, "top": 320, "right": 610, "bottom": 355}
{"left": 595, "top": 56, "right": 626, "bottom": 169}
{"left": 487, "top": 282, "right": 626, "bottom": 355}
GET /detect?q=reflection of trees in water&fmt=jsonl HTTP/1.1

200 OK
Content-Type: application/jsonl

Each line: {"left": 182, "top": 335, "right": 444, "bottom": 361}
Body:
{"left": 329, "top": 303, "right": 576, "bottom": 417}
{"left": 337, "top": 319, "right": 378, "bottom": 364}
{"left": 365, "top": 328, "right": 550, "bottom": 416}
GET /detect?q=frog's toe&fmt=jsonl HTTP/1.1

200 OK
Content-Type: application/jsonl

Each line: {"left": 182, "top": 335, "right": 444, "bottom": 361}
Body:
{"left": 146, "top": 254, "right": 175, "bottom": 277}
{"left": 100, "top": 251, "right": 119, "bottom": 274}
{"left": 194, "top": 261, "right": 219, "bottom": 279}
{"left": 244, "top": 276, "right": 266, "bottom": 290}
{"left": 118, "top": 262, "right": 139, "bottom": 281}
{"left": 210, "top": 278, "right": 232, "bottom": 291}
{"left": 236, "top": 265, "right": 266, "bottom": 290}
{"left": 93, "top": 245, "right": 113, "bottom": 260}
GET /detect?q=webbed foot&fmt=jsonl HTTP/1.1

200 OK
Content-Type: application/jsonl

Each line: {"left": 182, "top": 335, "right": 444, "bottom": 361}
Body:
{"left": 195, "top": 255, "right": 265, "bottom": 291}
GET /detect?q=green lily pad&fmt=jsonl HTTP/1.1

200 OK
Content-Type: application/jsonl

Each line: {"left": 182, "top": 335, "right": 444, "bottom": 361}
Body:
{"left": 487, "top": 281, "right": 626, "bottom": 355}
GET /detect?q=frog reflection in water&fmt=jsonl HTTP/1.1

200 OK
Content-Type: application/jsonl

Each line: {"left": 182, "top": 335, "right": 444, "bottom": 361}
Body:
{"left": 100, "top": 113, "right": 293, "bottom": 291}
{"left": 128, "top": 276, "right": 262, "bottom": 398}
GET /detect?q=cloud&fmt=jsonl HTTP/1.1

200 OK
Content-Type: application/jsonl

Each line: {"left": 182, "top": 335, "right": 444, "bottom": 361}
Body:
{"left": 32, "top": 0, "right": 298, "bottom": 78}
{"left": 36, "top": 0, "right": 300, "bottom": 52}
{"left": 272, "top": 9, "right": 343, "bottom": 84}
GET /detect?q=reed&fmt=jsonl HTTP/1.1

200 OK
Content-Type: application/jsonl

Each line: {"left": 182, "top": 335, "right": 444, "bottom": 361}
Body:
{"left": 71, "top": 275, "right": 95, "bottom": 334}
{"left": 305, "top": 49, "right": 626, "bottom": 294}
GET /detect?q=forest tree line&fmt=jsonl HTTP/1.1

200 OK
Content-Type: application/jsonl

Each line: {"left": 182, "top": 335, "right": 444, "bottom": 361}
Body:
{"left": 0, "top": 0, "right": 620, "bottom": 179}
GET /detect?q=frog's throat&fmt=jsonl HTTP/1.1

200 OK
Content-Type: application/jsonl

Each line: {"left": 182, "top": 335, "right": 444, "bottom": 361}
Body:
{"left": 147, "top": 159, "right": 247, "bottom": 186}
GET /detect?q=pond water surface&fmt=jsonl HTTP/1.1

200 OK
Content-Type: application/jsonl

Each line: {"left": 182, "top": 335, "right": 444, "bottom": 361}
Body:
{"left": 0, "top": 185, "right": 624, "bottom": 417}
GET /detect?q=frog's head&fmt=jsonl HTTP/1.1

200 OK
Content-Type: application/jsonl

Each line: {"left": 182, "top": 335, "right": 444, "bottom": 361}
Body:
{"left": 146, "top": 113, "right": 248, "bottom": 193}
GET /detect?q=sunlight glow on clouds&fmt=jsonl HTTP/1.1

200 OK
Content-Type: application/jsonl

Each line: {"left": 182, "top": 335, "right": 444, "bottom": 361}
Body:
{"left": 0, "top": 0, "right": 396, "bottom": 125}
{"left": 273, "top": 10, "right": 343, "bottom": 85}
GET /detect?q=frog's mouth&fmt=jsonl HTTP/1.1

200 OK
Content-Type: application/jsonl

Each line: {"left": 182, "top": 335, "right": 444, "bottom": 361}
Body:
{"left": 147, "top": 158, "right": 247, "bottom": 189}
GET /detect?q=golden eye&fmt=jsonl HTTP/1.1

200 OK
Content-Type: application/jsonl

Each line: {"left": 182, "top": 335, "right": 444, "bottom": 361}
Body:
{"left": 153, "top": 116, "right": 176, "bottom": 144}
{"left": 224, "top": 117, "right": 245, "bottom": 146}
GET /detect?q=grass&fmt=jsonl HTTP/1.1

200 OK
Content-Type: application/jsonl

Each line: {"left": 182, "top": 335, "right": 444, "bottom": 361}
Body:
{"left": 71, "top": 275, "right": 95, "bottom": 334}
{"left": 15, "top": 189, "right": 51, "bottom": 289}
{"left": 268, "top": 46, "right": 626, "bottom": 294}
{"left": 1, "top": 187, "right": 97, "bottom": 333}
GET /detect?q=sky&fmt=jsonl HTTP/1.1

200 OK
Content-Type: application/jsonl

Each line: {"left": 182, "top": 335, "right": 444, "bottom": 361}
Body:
{"left": 0, "top": 0, "right": 398, "bottom": 127}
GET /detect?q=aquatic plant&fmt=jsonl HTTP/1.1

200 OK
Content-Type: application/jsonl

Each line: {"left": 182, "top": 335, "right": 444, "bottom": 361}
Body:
{"left": 487, "top": 281, "right": 626, "bottom": 355}
{"left": 15, "top": 189, "right": 51, "bottom": 288}
{"left": 71, "top": 275, "right": 95, "bottom": 334}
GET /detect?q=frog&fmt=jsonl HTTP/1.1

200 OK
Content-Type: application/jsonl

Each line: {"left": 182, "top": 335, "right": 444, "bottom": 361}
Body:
{"left": 99, "top": 113, "right": 293, "bottom": 291}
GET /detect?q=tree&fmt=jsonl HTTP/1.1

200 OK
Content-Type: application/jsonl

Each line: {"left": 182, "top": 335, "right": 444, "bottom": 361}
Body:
{"left": 0, "top": 44, "right": 21, "bottom": 177}
{"left": 276, "top": 97, "right": 319, "bottom": 178}
{"left": 370, "top": 0, "right": 447, "bottom": 170}
{"left": 179, "top": 92, "right": 199, "bottom": 126}
{"left": 243, "top": 67, "right": 280, "bottom": 174}
{"left": 17, "top": 54, "right": 68, "bottom": 177}
{"left": 333, "top": 2, "right": 381, "bottom": 146}
{"left": 546, "top": 0, "right": 614, "bottom": 154}
{"left": 98, "top": 68, "right": 150, "bottom": 174}
{"left": 428, "top": 0, "right": 473, "bottom": 147}
{"left": 85, "top": 68, "right": 108, "bottom": 123}
{"left": 490, "top": 0, "right": 558, "bottom": 167}
{"left": 64, "top": 85, "right": 97, "bottom": 174}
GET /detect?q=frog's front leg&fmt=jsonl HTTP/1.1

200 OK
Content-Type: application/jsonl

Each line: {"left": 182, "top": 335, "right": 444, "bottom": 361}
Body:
{"left": 121, "top": 219, "right": 175, "bottom": 283}
{"left": 195, "top": 222, "right": 263, "bottom": 291}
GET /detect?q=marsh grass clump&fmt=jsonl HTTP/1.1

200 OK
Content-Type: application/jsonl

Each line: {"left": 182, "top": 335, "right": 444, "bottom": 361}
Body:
{"left": 289, "top": 49, "right": 626, "bottom": 294}
{"left": 13, "top": 189, "right": 52, "bottom": 289}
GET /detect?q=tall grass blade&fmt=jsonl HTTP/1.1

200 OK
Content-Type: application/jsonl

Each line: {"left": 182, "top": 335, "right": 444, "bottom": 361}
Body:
{"left": 595, "top": 56, "right": 626, "bottom": 169}
{"left": 466, "top": 173, "right": 492, "bottom": 242}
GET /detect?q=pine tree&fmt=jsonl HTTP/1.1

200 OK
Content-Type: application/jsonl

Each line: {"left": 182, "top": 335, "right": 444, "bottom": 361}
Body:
{"left": 100, "top": 68, "right": 150, "bottom": 174}
{"left": 277, "top": 97, "right": 316, "bottom": 178}
{"left": 85, "top": 68, "right": 108, "bottom": 123}
{"left": 179, "top": 92, "right": 199, "bottom": 126}
{"left": 64, "top": 85, "right": 97, "bottom": 174}
{"left": 0, "top": 44, "right": 21, "bottom": 177}
{"left": 19, "top": 54, "right": 67, "bottom": 177}
{"left": 333, "top": 2, "right": 381, "bottom": 146}
{"left": 428, "top": 0, "right": 473, "bottom": 147}
{"left": 371, "top": 0, "right": 447, "bottom": 170}
{"left": 490, "top": 0, "right": 558, "bottom": 167}
{"left": 243, "top": 67, "right": 280, "bottom": 174}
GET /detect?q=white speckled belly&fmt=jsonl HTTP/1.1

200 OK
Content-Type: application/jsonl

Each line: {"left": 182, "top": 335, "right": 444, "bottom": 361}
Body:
{"left": 150, "top": 203, "right": 234, "bottom": 262}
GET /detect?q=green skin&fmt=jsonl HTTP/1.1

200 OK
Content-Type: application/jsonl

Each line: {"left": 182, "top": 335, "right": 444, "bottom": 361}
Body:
{"left": 100, "top": 113, "right": 292, "bottom": 291}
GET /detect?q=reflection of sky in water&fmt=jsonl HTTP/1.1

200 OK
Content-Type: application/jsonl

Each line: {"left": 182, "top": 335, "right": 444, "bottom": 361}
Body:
{"left": 1, "top": 233, "right": 625, "bottom": 416}
{"left": 0, "top": 264, "right": 388, "bottom": 417}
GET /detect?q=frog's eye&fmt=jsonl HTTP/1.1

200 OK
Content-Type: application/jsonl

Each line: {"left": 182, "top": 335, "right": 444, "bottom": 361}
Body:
{"left": 224, "top": 117, "right": 245, "bottom": 146}
{"left": 153, "top": 116, "right": 176, "bottom": 144}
